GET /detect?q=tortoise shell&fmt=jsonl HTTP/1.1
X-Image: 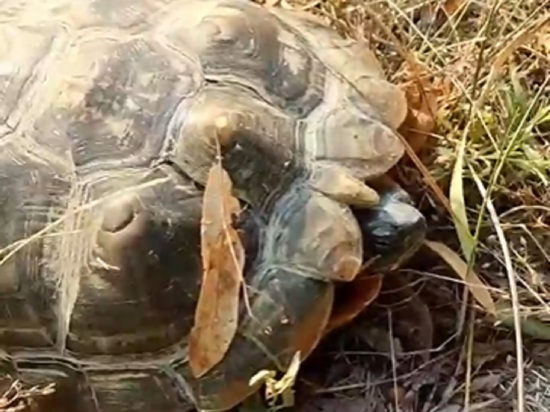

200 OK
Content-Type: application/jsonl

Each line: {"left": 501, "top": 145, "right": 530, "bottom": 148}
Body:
{"left": 0, "top": 0, "right": 409, "bottom": 410}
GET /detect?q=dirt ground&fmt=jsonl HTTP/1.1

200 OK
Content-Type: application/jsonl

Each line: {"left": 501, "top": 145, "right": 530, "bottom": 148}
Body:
{"left": 249, "top": 1, "right": 549, "bottom": 411}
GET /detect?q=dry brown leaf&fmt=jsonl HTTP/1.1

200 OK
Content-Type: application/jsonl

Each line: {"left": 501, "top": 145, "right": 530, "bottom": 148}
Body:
{"left": 389, "top": 58, "right": 455, "bottom": 217}
{"left": 441, "top": 0, "right": 466, "bottom": 16}
{"left": 424, "top": 240, "right": 497, "bottom": 316}
{"left": 417, "top": 0, "right": 467, "bottom": 30}
{"left": 324, "top": 274, "right": 383, "bottom": 334}
{"left": 397, "top": 60, "right": 449, "bottom": 154}
{"left": 398, "top": 98, "right": 436, "bottom": 155}
{"left": 188, "top": 159, "right": 245, "bottom": 378}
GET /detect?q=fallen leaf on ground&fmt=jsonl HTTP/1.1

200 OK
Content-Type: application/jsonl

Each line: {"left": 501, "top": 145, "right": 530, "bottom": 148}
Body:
{"left": 424, "top": 240, "right": 497, "bottom": 316}
{"left": 397, "top": 59, "right": 448, "bottom": 155}
{"left": 417, "top": 0, "right": 468, "bottom": 30}
{"left": 188, "top": 159, "right": 245, "bottom": 378}
{"left": 325, "top": 274, "right": 383, "bottom": 334}
{"left": 441, "top": 0, "right": 466, "bottom": 15}
{"left": 390, "top": 56, "right": 454, "bottom": 216}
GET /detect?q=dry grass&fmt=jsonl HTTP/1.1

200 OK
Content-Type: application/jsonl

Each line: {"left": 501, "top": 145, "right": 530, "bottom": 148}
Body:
{"left": 250, "top": 0, "right": 549, "bottom": 411}
{"left": 0, "top": 378, "right": 55, "bottom": 411}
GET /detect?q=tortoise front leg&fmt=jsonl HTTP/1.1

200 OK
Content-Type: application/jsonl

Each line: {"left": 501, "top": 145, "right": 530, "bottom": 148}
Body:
{"left": 180, "top": 267, "right": 335, "bottom": 412}
{"left": 180, "top": 184, "right": 363, "bottom": 411}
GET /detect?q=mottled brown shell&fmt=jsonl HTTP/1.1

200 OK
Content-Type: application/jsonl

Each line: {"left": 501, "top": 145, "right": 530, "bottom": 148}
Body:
{"left": 0, "top": 0, "right": 408, "bottom": 411}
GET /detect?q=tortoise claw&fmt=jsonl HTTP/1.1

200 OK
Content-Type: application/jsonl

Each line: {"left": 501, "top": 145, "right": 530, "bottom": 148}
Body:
{"left": 309, "top": 163, "right": 380, "bottom": 208}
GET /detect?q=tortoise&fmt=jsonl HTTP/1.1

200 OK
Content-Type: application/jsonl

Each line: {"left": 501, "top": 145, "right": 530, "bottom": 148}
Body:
{"left": 0, "top": 0, "right": 427, "bottom": 410}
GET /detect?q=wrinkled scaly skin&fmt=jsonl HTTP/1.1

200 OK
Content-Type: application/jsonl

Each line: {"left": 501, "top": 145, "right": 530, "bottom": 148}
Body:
{"left": 0, "top": 0, "right": 425, "bottom": 411}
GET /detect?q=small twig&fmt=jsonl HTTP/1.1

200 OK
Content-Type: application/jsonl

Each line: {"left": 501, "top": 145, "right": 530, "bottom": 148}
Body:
{"left": 388, "top": 309, "right": 401, "bottom": 412}
{"left": 463, "top": 307, "right": 476, "bottom": 412}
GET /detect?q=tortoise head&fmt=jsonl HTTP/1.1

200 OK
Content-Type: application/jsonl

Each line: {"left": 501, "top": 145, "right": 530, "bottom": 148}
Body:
{"left": 355, "top": 182, "right": 427, "bottom": 272}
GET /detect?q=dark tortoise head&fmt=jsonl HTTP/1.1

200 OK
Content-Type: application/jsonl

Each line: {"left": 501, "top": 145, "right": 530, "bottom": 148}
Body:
{"left": 355, "top": 183, "right": 427, "bottom": 272}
